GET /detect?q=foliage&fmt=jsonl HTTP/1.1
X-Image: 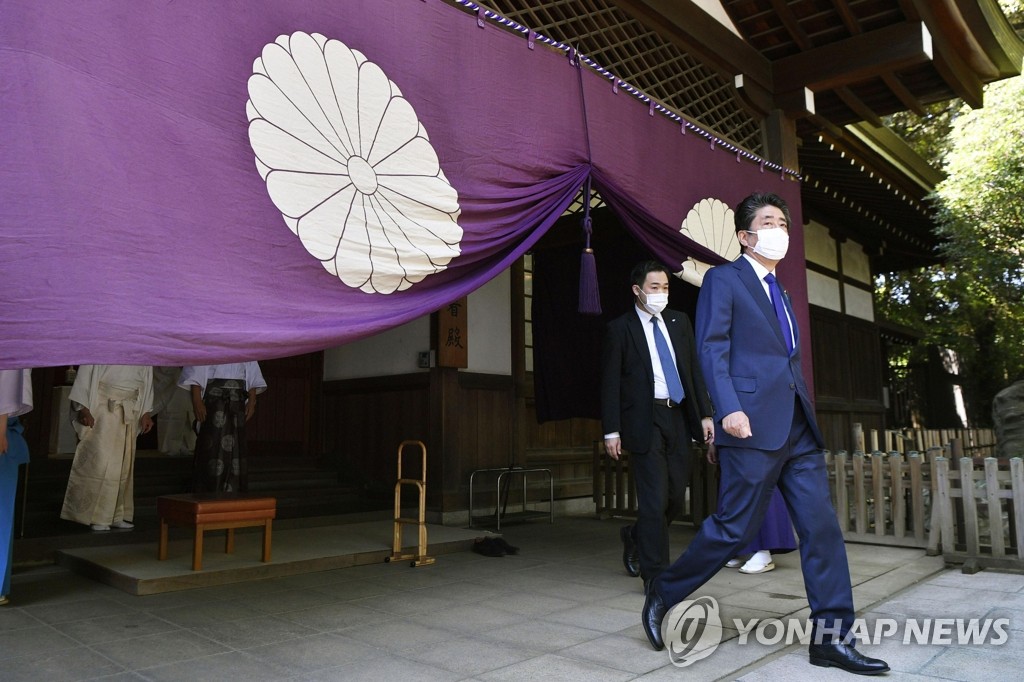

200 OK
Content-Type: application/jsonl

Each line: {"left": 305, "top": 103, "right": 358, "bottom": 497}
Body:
{"left": 885, "top": 101, "right": 959, "bottom": 165}
{"left": 877, "top": 75, "right": 1024, "bottom": 426}
{"left": 884, "top": 1, "right": 1023, "bottom": 165}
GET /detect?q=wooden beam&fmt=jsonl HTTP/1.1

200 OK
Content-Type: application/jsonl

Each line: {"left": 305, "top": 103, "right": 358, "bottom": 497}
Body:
{"left": 763, "top": 109, "right": 800, "bottom": 169}
{"left": 806, "top": 112, "right": 846, "bottom": 140}
{"left": 774, "top": 87, "right": 816, "bottom": 117}
{"left": 736, "top": 79, "right": 815, "bottom": 120}
{"left": 835, "top": 87, "right": 883, "bottom": 127}
{"left": 771, "top": 0, "right": 812, "bottom": 49}
{"left": 931, "top": 44, "right": 985, "bottom": 108}
{"left": 733, "top": 73, "right": 773, "bottom": 117}
{"left": 773, "top": 22, "right": 933, "bottom": 92}
{"left": 613, "top": 0, "right": 772, "bottom": 88}
{"left": 830, "top": 0, "right": 861, "bottom": 35}
{"left": 882, "top": 74, "right": 927, "bottom": 115}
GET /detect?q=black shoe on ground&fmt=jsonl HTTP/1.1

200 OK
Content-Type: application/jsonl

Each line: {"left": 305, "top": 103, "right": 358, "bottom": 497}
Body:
{"left": 809, "top": 641, "right": 889, "bottom": 675}
{"left": 641, "top": 585, "right": 667, "bottom": 650}
{"left": 494, "top": 537, "right": 519, "bottom": 555}
{"left": 620, "top": 525, "right": 640, "bottom": 577}
{"left": 471, "top": 538, "right": 505, "bottom": 557}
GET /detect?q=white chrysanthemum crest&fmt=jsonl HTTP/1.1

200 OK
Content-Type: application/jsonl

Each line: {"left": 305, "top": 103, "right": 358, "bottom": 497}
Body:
{"left": 678, "top": 198, "right": 738, "bottom": 287}
{"left": 247, "top": 31, "right": 462, "bottom": 294}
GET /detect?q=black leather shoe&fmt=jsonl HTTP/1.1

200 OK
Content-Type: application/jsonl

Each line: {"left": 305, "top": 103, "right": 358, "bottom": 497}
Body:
{"left": 809, "top": 642, "right": 889, "bottom": 675}
{"left": 620, "top": 525, "right": 640, "bottom": 577}
{"left": 471, "top": 538, "right": 504, "bottom": 557}
{"left": 641, "top": 586, "right": 667, "bottom": 650}
{"left": 494, "top": 537, "right": 519, "bottom": 555}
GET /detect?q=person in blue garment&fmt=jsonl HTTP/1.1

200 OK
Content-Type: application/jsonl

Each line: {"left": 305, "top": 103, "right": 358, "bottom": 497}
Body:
{"left": 640, "top": 192, "right": 888, "bottom": 675}
{"left": 1, "top": 369, "right": 32, "bottom": 605}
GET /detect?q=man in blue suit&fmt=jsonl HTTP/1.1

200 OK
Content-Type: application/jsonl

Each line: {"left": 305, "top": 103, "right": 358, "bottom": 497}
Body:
{"left": 640, "top": 193, "right": 888, "bottom": 675}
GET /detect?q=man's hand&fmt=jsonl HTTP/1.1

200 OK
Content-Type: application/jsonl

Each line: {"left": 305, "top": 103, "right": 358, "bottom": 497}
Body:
{"left": 245, "top": 397, "right": 256, "bottom": 422}
{"left": 701, "top": 417, "right": 714, "bottom": 444}
{"left": 722, "top": 410, "right": 752, "bottom": 438}
{"left": 0, "top": 414, "right": 8, "bottom": 454}
{"left": 140, "top": 412, "right": 154, "bottom": 434}
{"left": 78, "top": 407, "right": 95, "bottom": 428}
{"left": 604, "top": 436, "right": 622, "bottom": 461}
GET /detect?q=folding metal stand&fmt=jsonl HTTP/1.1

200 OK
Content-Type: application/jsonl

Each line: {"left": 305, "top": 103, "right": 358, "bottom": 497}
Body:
{"left": 386, "top": 439, "right": 435, "bottom": 567}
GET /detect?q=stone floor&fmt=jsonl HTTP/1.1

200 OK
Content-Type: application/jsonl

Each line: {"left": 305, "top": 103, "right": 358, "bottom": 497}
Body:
{"left": 2, "top": 515, "right": 1021, "bottom": 681}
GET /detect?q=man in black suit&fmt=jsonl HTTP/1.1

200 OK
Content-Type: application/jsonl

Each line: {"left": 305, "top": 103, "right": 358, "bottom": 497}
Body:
{"left": 601, "top": 260, "right": 713, "bottom": 591}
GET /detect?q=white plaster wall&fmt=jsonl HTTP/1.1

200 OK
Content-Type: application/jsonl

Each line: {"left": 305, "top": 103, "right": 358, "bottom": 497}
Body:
{"left": 807, "top": 270, "right": 841, "bottom": 311}
{"left": 467, "top": 270, "right": 511, "bottom": 375}
{"left": 842, "top": 240, "right": 872, "bottom": 284}
{"left": 844, "top": 284, "right": 875, "bottom": 322}
{"left": 322, "top": 270, "right": 512, "bottom": 380}
{"left": 804, "top": 220, "right": 838, "bottom": 270}
{"left": 322, "top": 317, "right": 429, "bottom": 380}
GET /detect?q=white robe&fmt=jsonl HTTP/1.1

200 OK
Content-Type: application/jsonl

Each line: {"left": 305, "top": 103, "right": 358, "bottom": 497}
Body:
{"left": 61, "top": 365, "right": 153, "bottom": 526}
{"left": 178, "top": 362, "right": 267, "bottom": 396}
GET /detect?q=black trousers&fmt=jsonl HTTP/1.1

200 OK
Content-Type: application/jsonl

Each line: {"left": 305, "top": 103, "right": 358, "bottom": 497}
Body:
{"left": 629, "top": 403, "right": 691, "bottom": 582}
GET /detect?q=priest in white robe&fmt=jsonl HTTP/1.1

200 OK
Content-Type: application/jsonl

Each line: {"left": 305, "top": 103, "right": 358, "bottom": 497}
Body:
{"left": 61, "top": 365, "right": 153, "bottom": 531}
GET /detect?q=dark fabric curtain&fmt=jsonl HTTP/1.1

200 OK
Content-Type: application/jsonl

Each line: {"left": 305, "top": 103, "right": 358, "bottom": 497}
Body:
{"left": 532, "top": 208, "right": 701, "bottom": 423}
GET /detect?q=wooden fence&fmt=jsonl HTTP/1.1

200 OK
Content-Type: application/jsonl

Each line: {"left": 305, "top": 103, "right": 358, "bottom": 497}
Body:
{"left": 592, "top": 442, "right": 717, "bottom": 525}
{"left": 935, "top": 456, "right": 1024, "bottom": 572}
{"left": 593, "top": 427, "right": 1022, "bottom": 570}
{"left": 827, "top": 448, "right": 939, "bottom": 549}
{"left": 851, "top": 426, "right": 995, "bottom": 457}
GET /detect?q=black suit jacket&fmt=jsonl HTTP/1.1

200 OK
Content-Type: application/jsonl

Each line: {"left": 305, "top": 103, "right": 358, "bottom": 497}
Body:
{"left": 601, "top": 307, "right": 712, "bottom": 453}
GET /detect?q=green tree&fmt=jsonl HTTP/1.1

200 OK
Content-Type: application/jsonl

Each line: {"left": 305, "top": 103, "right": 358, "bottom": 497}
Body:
{"left": 877, "top": 75, "right": 1024, "bottom": 426}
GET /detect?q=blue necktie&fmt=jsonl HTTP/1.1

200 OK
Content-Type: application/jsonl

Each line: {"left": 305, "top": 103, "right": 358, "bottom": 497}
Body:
{"left": 651, "top": 316, "right": 685, "bottom": 404}
{"left": 764, "top": 273, "right": 794, "bottom": 354}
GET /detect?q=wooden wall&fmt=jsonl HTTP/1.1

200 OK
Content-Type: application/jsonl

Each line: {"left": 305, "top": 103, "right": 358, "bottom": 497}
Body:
{"left": 810, "top": 306, "right": 886, "bottom": 452}
{"left": 321, "top": 370, "right": 514, "bottom": 512}
{"left": 522, "top": 396, "right": 602, "bottom": 500}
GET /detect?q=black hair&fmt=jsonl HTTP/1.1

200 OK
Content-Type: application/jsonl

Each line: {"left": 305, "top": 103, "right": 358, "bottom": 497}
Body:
{"left": 734, "top": 192, "right": 791, "bottom": 233}
{"left": 630, "top": 260, "right": 671, "bottom": 288}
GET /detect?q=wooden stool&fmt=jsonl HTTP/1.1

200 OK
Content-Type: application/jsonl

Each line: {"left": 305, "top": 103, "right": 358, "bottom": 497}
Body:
{"left": 157, "top": 494, "right": 276, "bottom": 571}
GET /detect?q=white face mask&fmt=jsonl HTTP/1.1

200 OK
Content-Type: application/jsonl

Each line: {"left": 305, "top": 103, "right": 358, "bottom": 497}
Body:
{"left": 747, "top": 227, "right": 789, "bottom": 261}
{"left": 640, "top": 291, "right": 668, "bottom": 314}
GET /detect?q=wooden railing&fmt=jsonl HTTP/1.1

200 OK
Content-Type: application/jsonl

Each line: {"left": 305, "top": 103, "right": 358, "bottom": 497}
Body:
{"left": 935, "top": 456, "right": 1024, "bottom": 572}
{"left": 592, "top": 442, "right": 717, "bottom": 525}
{"left": 850, "top": 426, "right": 996, "bottom": 458}
{"left": 826, "top": 448, "right": 940, "bottom": 549}
{"left": 592, "top": 426, "right": 1012, "bottom": 568}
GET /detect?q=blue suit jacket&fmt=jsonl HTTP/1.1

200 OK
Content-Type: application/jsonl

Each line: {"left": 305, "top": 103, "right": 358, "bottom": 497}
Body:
{"left": 695, "top": 257, "right": 824, "bottom": 452}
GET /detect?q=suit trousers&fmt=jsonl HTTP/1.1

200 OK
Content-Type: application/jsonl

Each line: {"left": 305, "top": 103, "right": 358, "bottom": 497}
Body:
{"left": 630, "top": 403, "right": 691, "bottom": 582}
{"left": 653, "top": 399, "right": 855, "bottom": 637}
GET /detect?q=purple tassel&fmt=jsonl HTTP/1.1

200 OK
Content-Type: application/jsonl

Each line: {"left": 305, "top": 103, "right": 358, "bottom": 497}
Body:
{"left": 579, "top": 244, "right": 601, "bottom": 315}
{"left": 578, "top": 177, "right": 601, "bottom": 315}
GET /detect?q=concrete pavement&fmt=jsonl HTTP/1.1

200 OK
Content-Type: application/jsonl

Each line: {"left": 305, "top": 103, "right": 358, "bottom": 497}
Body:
{"left": 1, "top": 515, "right": 1020, "bottom": 680}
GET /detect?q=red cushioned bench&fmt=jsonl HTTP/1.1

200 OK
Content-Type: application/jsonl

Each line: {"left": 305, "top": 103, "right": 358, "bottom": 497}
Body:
{"left": 157, "top": 494, "right": 276, "bottom": 571}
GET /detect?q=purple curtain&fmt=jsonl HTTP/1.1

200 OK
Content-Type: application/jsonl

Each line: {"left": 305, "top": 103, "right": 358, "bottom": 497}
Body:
{"left": 0, "top": 0, "right": 804, "bottom": 369}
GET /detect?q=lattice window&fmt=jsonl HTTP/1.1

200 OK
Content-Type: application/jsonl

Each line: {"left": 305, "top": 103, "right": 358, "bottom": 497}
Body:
{"left": 464, "top": 0, "right": 764, "bottom": 154}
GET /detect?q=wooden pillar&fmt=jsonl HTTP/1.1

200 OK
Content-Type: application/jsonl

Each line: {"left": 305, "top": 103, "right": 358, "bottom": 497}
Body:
{"left": 763, "top": 108, "right": 800, "bottom": 171}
